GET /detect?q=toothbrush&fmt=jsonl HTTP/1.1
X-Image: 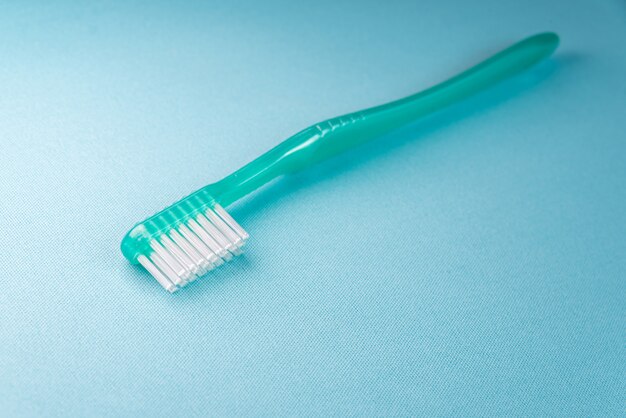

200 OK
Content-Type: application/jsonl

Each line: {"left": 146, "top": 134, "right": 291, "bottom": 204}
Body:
{"left": 121, "top": 32, "right": 559, "bottom": 292}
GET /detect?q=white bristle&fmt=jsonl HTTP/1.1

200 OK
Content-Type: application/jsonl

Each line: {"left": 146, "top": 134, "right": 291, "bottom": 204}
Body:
{"left": 204, "top": 208, "right": 243, "bottom": 254}
{"left": 178, "top": 223, "right": 220, "bottom": 266}
{"left": 150, "top": 239, "right": 190, "bottom": 284}
{"left": 138, "top": 255, "right": 177, "bottom": 293}
{"left": 150, "top": 252, "right": 183, "bottom": 287}
{"left": 214, "top": 203, "right": 249, "bottom": 243}
{"left": 169, "top": 229, "right": 211, "bottom": 274}
{"left": 187, "top": 218, "right": 227, "bottom": 264}
{"left": 195, "top": 213, "right": 234, "bottom": 260}
{"left": 160, "top": 234, "right": 197, "bottom": 278}
{"left": 141, "top": 205, "right": 249, "bottom": 292}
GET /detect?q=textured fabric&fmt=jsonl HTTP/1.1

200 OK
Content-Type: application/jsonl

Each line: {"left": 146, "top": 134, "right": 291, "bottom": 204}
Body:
{"left": 0, "top": 1, "right": 624, "bottom": 416}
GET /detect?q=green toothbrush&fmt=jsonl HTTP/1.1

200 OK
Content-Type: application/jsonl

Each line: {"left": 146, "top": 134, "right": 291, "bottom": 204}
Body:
{"left": 121, "top": 32, "right": 559, "bottom": 292}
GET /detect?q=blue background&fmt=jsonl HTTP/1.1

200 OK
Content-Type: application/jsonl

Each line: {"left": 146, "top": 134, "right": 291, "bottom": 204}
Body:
{"left": 0, "top": 1, "right": 624, "bottom": 416}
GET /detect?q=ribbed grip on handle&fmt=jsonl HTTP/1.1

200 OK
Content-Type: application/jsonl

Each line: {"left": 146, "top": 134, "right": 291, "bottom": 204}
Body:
{"left": 212, "top": 32, "right": 559, "bottom": 206}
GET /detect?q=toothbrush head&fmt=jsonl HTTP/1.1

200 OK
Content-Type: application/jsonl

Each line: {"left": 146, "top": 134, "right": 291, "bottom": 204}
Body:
{"left": 121, "top": 187, "right": 249, "bottom": 293}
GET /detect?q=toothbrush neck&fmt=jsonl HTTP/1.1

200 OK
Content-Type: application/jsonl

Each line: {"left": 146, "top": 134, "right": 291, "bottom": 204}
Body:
{"left": 211, "top": 127, "right": 319, "bottom": 206}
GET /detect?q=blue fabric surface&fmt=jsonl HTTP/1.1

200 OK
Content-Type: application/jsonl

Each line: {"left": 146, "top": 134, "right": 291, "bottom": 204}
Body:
{"left": 0, "top": 1, "right": 624, "bottom": 416}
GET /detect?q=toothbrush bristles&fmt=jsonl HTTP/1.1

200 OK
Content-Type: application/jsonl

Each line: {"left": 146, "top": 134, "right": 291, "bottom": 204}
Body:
{"left": 139, "top": 204, "right": 248, "bottom": 292}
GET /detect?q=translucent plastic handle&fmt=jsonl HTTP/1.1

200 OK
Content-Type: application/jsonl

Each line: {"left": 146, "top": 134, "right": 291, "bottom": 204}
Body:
{"left": 212, "top": 32, "right": 559, "bottom": 206}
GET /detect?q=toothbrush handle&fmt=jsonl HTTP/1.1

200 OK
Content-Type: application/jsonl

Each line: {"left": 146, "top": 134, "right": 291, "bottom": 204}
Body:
{"left": 214, "top": 32, "right": 559, "bottom": 206}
